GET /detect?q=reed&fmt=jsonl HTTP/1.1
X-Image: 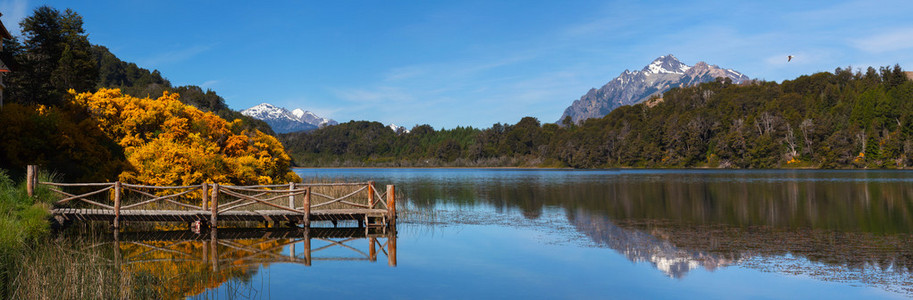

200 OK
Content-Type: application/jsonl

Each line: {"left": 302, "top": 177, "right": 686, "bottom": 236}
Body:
{"left": 6, "top": 234, "right": 162, "bottom": 299}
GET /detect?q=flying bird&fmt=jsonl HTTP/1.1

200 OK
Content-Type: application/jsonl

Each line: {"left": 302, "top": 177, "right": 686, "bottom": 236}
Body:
{"left": 787, "top": 55, "right": 794, "bottom": 62}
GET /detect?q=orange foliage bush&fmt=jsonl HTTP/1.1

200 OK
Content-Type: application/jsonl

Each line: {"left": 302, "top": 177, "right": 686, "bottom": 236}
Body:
{"left": 71, "top": 88, "right": 300, "bottom": 185}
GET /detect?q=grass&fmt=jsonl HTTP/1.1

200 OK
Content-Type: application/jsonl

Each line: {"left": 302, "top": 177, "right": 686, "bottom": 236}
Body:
{"left": 8, "top": 231, "right": 163, "bottom": 299}
{"left": 0, "top": 169, "right": 163, "bottom": 298}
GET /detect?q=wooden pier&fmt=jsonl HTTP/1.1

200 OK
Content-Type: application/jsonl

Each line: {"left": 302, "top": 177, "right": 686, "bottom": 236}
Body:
{"left": 31, "top": 168, "right": 396, "bottom": 229}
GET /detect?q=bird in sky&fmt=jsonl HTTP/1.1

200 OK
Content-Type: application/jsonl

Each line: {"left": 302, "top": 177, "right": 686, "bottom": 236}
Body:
{"left": 787, "top": 55, "right": 794, "bottom": 62}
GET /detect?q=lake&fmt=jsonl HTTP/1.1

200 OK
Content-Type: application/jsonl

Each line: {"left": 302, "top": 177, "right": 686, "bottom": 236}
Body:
{"left": 76, "top": 169, "right": 913, "bottom": 299}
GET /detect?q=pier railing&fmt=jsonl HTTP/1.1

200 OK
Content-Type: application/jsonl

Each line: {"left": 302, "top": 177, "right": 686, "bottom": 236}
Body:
{"left": 32, "top": 166, "right": 395, "bottom": 229}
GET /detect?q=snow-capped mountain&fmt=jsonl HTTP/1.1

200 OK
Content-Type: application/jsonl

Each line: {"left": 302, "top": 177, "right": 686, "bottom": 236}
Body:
{"left": 558, "top": 54, "right": 750, "bottom": 125}
{"left": 292, "top": 108, "right": 338, "bottom": 128}
{"left": 387, "top": 123, "right": 410, "bottom": 134}
{"left": 241, "top": 103, "right": 337, "bottom": 134}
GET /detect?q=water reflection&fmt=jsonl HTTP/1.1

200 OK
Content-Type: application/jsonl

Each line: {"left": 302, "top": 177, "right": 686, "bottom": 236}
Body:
{"left": 303, "top": 169, "right": 913, "bottom": 294}
{"left": 570, "top": 208, "right": 913, "bottom": 284}
{"left": 86, "top": 227, "right": 396, "bottom": 298}
{"left": 388, "top": 170, "right": 913, "bottom": 233}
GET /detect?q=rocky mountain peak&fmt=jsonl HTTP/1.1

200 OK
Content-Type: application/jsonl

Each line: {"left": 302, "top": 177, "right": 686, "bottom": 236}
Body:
{"left": 241, "top": 103, "right": 337, "bottom": 133}
{"left": 558, "top": 55, "right": 750, "bottom": 125}
{"left": 642, "top": 54, "right": 690, "bottom": 75}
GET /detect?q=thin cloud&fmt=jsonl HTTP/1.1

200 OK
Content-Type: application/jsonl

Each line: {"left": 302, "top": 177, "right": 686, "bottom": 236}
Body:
{"left": 852, "top": 27, "right": 913, "bottom": 53}
{"left": 199, "top": 80, "right": 219, "bottom": 88}
{"left": 334, "top": 86, "right": 414, "bottom": 104}
{"left": 140, "top": 44, "right": 213, "bottom": 67}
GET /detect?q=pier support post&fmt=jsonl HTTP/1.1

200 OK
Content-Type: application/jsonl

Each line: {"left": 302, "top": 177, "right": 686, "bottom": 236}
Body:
{"left": 201, "top": 182, "right": 209, "bottom": 211}
{"left": 304, "top": 227, "right": 312, "bottom": 266}
{"left": 113, "top": 181, "right": 122, "bottom": 229}
{"left": 210, "top": 184, "right": 219, "bottom": 228}
{"left": 368, "top": 181, "right": 375, "bottom": 208}
{"left": 289, "top": 182, "right": 296, "bottom": 209}
{"left": 387, "top": 229, "right": 397, "bottom": 267}
{"left": 211, "top": 227, "right": 219, "bottom": 272}
{"left": 26, "top": 165, "right": 38, "bottom": 197}
{"left": 113, "top": 229, "right": 121, "bottom": 269}
{"left": 386, "top": 185, "right": 396, "bottom": 227}
{"left": 369, "top": 237, "right": 377, "bottom": 262}
{"left": 303, "top": 187, "right": 311, "bottom": 227}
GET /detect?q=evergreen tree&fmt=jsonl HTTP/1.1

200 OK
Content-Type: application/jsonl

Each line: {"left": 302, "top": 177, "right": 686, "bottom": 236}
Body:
{"left": 7, "top": 6, "right": 97, "bottom": 105}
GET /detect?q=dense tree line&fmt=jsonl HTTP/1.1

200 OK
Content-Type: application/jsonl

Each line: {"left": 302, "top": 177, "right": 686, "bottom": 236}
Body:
{"left": 1, "top": 6, "right": 272, "bottom": 135}
{"left": 90, "top": 45, "right": 274, "bottom": 135}
{"left": 282, "top": 66, "right": 913, "bottom": 169}
{"left": 0, "top": 6, "right": 280, "bottom": 181}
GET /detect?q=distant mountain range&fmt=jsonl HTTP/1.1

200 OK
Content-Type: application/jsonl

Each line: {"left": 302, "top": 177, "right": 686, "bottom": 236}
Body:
{"left": 241, "top": 103, "right": 338, "bottom": 134}
{"left": 559, "top": 54, "right": 750, "bottom": 125}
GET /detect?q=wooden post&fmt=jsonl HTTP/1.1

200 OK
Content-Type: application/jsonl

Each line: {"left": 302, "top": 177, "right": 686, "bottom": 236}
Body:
{"left": 113, "top": 181, "right": 122, "bottom": 229}
{"left": 387, "top": 230, "right": 397, "bottom": 267}
{"left": 289, "top": 182, "right": 296, "bottom": 209}
{"left": 367, "top": 181, "right": 375, "bottom": 209}
{"left": 202, "top": 239, "right": 208, "bottom": 263}
{"left": 369, "top": 237, "right": 377, "bottom": 262}
{"left": 386, "top": 185, "right": 396, "bottom": 227}
{"left": 26, "top": 165, "right": 37, "bottom": 197}
{"left": 303, "top": 187, "right": 311, "bottom": 227}
{"left": 113, "top": 229, "right": 122, "bottom": 269}
{"left": 210, "top": 228, "right": 219, "bottom": 272}
{"left": 210, "top": 184, "right": 219, "bottom": 229}
{"left": 201, "top": 182, "right": 209, "bottom": 211}
{"left": 304, "top": 227, "right": 312, "bottom": 266}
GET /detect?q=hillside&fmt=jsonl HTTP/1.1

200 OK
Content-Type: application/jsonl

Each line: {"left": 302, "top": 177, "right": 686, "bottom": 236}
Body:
{"left": 281, "top": 65, "right": 912, "bottom": 169}
{"left": 558, "top": 55, "right": 749, "bottom": 125}
{"left": 0, "top": 6, "right": 293, "bottom": 182}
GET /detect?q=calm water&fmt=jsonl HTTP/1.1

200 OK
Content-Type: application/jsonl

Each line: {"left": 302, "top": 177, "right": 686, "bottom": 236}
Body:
{"left": 96, "top": 169, "right": 913, "bottom": 298}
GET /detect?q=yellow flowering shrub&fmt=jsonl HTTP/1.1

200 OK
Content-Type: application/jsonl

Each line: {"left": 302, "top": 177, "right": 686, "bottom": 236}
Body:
{"left": 71, "top": 88, "right": 300, "bottom": 186}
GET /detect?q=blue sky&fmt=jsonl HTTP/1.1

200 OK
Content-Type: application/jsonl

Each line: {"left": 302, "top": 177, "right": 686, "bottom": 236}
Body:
{"left": 1, "top": 0, "right": 912, "bottom": 129}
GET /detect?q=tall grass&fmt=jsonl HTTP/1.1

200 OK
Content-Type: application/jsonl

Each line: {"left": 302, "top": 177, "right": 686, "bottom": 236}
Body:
{"left": 0, "top": 169, "right": 54, "bottom": 251}
{"left": 0, "top": 169, "right": 161, "bottom": 298}
{"left": 8, "top": 233, "right": 163, "bottom": 299}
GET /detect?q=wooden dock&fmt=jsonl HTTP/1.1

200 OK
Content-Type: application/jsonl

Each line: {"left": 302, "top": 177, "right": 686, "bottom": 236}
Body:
{"left": 31, "top": 169, "right": 397, "bottom": 229}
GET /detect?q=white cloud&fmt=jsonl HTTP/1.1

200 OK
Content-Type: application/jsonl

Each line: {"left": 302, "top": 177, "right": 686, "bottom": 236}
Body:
{"left": 852, "top": 27, "right": 913, "bottom": 53}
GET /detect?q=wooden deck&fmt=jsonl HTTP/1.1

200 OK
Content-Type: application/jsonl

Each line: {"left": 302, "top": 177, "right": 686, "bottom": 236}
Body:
{"left": 53, "top": 208, "right": 390, "bottom": 223}
{"left": 36, "top": 175, "right": 397, "bottom": 228}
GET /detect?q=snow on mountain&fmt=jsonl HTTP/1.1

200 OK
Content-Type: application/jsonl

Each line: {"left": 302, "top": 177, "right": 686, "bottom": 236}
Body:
{"left": 241, "top": 103, "right": 337, "bottom": 134}
{"left": 558, "top": 54, "right": 750, "bottom": 125}
{"left": 387, "top": 123, "right": 409, "bottom": 134}
{"left": 292, "top": 108, "right": 338, "bottom": 128}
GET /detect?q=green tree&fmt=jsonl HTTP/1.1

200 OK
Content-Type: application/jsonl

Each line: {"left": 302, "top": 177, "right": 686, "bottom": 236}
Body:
{"left": 7, "top": 6, "right": 97, "bottom": 105}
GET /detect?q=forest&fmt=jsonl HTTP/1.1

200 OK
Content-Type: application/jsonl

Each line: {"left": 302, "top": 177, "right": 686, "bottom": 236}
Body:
{"left": 0, "top": 6, "right": 295, "bottom": 184}
{"left": 281, "top": 66, "right": 913, "bottom": 169}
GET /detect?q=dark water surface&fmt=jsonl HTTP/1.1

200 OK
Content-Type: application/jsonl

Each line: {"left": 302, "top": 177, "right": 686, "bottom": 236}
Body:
{"left": 104, "top": 169, "right": 913, "bottom": 298}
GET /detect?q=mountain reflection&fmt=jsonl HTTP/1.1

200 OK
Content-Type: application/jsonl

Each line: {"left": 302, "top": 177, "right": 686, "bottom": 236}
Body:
{"left": 399, "top": 170, "right": 913, "bottom": 286}
{"left": 569, "top": 208, "right": 913, "bottom": 283}
{"left": 569, "top": 208, "right": 734, "bottom": 278}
